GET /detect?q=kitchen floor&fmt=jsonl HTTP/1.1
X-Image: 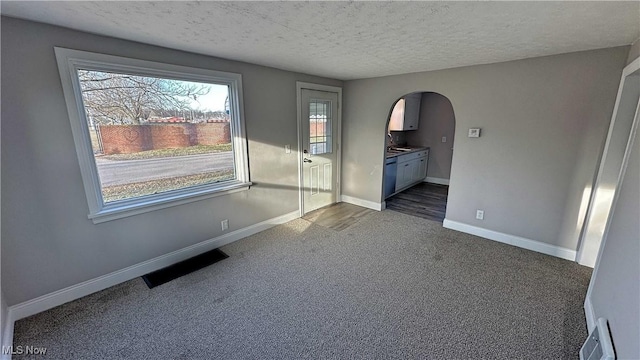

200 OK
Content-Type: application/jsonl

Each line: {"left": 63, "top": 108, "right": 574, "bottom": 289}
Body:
{"left": 385, "top": 183, "right": 448, "bottom": 222}
{"left": 303, "top": 202, "right": 375, "bottom": 231}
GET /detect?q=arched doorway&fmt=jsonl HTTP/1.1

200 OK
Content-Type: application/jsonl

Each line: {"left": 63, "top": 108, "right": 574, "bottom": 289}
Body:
{"left": 383, "top": 92, "right": 456, "bottom": 222}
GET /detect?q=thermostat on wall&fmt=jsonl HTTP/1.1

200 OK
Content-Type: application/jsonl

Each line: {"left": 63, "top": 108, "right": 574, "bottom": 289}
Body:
{"left": 468, "top": 128, "right": 481, "bottom": 138}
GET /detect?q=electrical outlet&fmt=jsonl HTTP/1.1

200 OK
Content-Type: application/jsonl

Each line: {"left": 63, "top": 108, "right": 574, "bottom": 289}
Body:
{"left": 285, "top": 145, "right": 291, "bottom": 154}
{"left": 221, "top": 219, "right": 229, "bottom": 231}
{"left": 476, "top": 210, "right": 484, "bottom": 220}
{"left": 442, "top": 136, "right": 447, "bottom": 143}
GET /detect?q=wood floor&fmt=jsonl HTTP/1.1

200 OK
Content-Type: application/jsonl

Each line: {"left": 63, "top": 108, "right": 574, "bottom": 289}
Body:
{"left": 302, "top": 202, "right": 375, "bottom": 231}
{"left": 385, "top": 182, "right": 448, "bottom": 222}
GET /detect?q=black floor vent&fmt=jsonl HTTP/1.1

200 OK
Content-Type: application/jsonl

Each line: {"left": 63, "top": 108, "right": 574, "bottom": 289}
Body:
{"left": 142, "top": 248, "right": 229, "bottom": 289}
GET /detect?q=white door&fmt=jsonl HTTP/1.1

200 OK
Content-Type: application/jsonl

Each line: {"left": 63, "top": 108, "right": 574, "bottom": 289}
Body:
{"left": 301, "top": 89, "right": 339, "bottom": 214}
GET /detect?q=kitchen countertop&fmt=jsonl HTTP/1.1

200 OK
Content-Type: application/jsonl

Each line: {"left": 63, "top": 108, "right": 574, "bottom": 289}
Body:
{"left": 386, "top": 146, "right": 429, "bottom": 158}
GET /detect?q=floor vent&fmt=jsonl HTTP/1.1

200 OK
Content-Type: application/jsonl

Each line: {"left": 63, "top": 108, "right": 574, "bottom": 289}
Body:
{"left": 142, "top": 248, "right": 228, "bottom": 288}
{"left": 580, "top": 318, "right": 615, "bottom": 360}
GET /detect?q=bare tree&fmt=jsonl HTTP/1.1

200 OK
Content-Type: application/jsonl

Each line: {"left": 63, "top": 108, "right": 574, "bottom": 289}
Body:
{"left": 78, "top": 70, "right": 210, "bottom": 125}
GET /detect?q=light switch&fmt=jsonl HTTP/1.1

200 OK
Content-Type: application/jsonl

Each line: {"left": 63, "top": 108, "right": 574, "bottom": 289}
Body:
{"left": 441, "top": 136, "right": 447, "bottom": 143}
{"left": 285, "top": 145, "right": 291, "bottom": 154}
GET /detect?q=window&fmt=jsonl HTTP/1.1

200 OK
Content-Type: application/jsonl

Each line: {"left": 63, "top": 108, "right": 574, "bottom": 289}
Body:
{"left": 55, "top": 48, "right": 250, "bottom": 223}
{"left": 309, "top": 100, "right": 332, "bottom": 155}
{"left": 388, "top": 98, "right": 405, "bottom": 131}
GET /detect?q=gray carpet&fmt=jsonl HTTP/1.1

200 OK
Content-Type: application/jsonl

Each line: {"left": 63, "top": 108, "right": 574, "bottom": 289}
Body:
{"left": 13, "top": 209, "right": 591, "bottom": 359}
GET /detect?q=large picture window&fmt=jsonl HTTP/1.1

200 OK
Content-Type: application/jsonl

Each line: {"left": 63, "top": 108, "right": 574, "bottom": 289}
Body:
{"left": 55, "top": 48, "right": 250, "bottom": 223}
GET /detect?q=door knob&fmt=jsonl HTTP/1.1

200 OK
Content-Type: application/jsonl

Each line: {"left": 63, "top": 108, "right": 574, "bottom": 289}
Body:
{"left": 304, "top": 158, "right": 313, "bottom": 163}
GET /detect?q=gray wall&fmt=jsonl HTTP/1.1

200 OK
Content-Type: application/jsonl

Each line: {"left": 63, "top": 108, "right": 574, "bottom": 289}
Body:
{"left": 0, "top": 291, "right": 6, "bottom": 348}
{"left": 406, "top": 92, "right": 456, "bottom": 180}
{"left": 1, "top": 17, "right": 341, "bottom": 305}
{"left": 588, "top": 44, "right": 640, "bottom": 360}
{"left": 342, "top": 47, "right": 628, "bottom": 249}
{"left": 0, "top": 54, "right": 4, "bottom": 344}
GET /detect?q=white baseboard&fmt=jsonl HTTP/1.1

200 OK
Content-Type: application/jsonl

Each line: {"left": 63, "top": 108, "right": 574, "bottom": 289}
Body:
{"left": 442, "top": 219, "right": 577, "bottom": 261}
{"left": 340, "top": 195, "right": 384, "bottom": 211}
{"left": 584, "top": 296, "right": 596, "bottom": 332}
{"left": 424, "top": 177, "right": 450, "bottom": 185}
{"left": 6, "top": 210, "right": 300, "bottom": 324}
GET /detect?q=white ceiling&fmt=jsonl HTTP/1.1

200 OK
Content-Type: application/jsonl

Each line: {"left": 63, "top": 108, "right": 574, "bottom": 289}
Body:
{"left": 2, "top": 1, "right": 639, "bottom": 80}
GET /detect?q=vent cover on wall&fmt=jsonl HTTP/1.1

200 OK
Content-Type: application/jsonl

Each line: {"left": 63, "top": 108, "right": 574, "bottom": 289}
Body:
{"left": 580, "top": 318, "right": 615, "bottom": 360}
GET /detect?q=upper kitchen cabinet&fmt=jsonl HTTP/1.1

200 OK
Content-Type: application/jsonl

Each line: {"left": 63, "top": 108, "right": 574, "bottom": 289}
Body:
{"left": 389, "top": 93, "right": 421, "bottom": 131}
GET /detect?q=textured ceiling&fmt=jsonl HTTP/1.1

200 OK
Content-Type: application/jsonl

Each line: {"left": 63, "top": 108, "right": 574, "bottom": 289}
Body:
{"left": 2, "top": 1, "right": 639, "bottom": 80}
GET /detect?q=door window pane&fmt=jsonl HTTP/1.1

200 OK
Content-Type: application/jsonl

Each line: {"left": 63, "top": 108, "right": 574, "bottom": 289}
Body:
{"left": 309, "top": 100, "right": 332, "bottom": 155}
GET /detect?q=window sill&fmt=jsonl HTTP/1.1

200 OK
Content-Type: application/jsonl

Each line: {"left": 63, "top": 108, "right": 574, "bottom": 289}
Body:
{"left": 89, "top": 182, "right": 252, "bottom": 224}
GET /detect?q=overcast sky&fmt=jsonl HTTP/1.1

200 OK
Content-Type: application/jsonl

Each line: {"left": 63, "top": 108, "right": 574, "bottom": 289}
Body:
{"left": 185, "top": 81, "right": 228, "bottom": 112}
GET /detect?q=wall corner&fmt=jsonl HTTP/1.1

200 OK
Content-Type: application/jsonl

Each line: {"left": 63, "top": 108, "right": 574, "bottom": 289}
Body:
{"left": 626, "top": 38, "right": 640, "bottom": 66}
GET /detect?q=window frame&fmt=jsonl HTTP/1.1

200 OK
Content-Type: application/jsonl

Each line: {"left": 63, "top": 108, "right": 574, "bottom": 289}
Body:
{"left": 55, "top": 47, "right": 251, "bottom": 223}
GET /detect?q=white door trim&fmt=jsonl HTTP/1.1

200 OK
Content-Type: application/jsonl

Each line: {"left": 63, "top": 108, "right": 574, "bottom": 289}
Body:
{"left": 576, "top": 57, "right": 640, "bottom": 266}
{"left": 296, "top": 82, "right": 342, "bottom": 216}
{"left": 583, "top": 57, "right": 640, "bottom": 330}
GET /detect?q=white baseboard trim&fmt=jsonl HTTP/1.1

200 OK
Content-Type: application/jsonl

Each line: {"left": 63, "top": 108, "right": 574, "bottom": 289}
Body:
{"left": 6, "top": 210, "right": 300, "bottom": 324}
{"left": 424, "top": 177, "right": 450, "bottom": 185}
{"left": 584, "top": 296, "right": 596, "bottom": 332}
{"left": 442, "top": 219, "right": 577, "bottom": 261}
{"left": 340, "top": 195, "right": 384, "bottom": 211}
